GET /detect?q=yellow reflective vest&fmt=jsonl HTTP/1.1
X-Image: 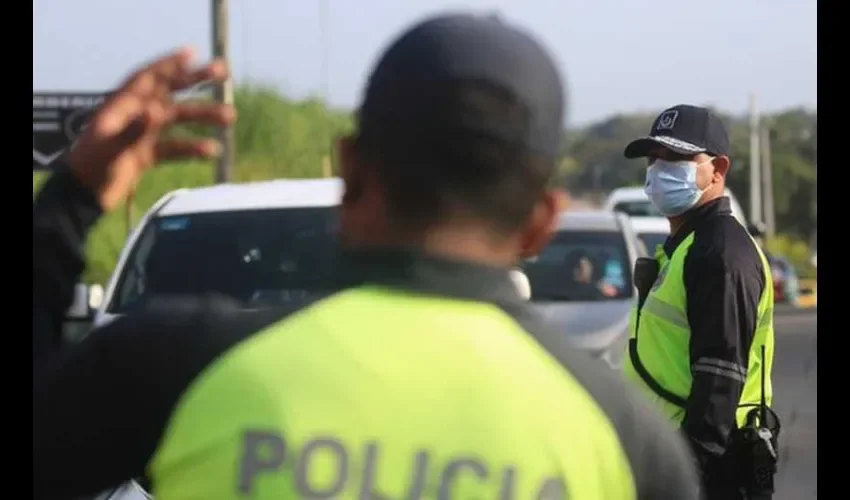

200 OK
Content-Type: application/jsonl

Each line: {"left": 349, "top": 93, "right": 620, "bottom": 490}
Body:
{"left": 624, "top": 233, "right": 775, "bottom": 426}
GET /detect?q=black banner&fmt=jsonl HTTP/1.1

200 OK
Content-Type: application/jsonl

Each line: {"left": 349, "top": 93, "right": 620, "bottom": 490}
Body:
{"left": 33, "top": 92, "right": 108, "bottom": 171}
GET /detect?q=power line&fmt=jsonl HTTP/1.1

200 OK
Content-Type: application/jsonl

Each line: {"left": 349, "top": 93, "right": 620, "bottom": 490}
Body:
{"left": 319, "top": 0, "right": 332, "bottom": 177}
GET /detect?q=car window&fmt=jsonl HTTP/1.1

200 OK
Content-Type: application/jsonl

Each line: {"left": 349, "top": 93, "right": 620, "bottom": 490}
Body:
{"left": 110, "top": 207, "right": 340, "bottom": 313}
{"left": 768, "top": 255, "right": 789, "bottom": 272}
{"left": 612, "top": 201, "right": 663, "bottom": 217}
{"left": 637, "top": 232, "right": 668, "bottom": 256}
{"left": 523, "top": 230, "right": 633, "bottom": 302}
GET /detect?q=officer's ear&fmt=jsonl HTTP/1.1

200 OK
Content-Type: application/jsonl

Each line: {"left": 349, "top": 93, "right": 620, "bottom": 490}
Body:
{"left": 519, "top": 189, "right": 568, "bottom": 259}
{"left": 336, "top": 135, "right": 367, "bottom": 206}
{"left": 712, "top": 155, "right": 731, "bottom": 182}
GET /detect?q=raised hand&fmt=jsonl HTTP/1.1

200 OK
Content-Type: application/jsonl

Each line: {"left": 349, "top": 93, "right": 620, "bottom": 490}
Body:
{"left": 67, "top": 46, "right": 236, "bottom": 212}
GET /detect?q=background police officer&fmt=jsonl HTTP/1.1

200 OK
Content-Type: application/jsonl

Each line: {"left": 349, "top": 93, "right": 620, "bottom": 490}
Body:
{"left": 622, "top": 105, "right": 776, "bottom": 499}
{"left": 34, "top": 17, "right": 700, "bottom": 500}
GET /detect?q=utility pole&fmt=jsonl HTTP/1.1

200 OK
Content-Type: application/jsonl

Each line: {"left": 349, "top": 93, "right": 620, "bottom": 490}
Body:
{"left": 592, "top": 163, "right": 603, "bottom": 192}
{"left": 811, "top": 133, "right": 817, "bottom": 228}
{"left": 760, "top": 122, "right": 775, "bottom": 241}
{"left": 748, "top": 93, "right": 762, "bottom": 226}
{"left": 212, "top": 0, "right": 234, "bottom": 183}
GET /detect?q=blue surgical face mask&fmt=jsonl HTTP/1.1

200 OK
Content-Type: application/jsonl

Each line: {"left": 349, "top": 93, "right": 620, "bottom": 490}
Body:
{"left": 644, "top": 158, "right": 713, "bottom": 217}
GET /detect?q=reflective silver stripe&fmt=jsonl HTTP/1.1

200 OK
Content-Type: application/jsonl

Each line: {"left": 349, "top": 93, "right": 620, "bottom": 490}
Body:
{"left": 692, "top": 357, "right": 747, "bottom": 383}
{"left": 642, "top": 295, "right": 689, "bottom": 330}
{"left": 694, "top": 357, "right": 747, "bottom": 375}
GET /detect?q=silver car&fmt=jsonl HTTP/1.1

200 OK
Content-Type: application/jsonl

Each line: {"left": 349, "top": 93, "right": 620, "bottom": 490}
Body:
{"left": 523, "top": 211, "right": 645, "bottom": 370}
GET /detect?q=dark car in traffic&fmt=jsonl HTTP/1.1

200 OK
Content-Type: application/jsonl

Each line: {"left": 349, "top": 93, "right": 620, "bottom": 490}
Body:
{"left": 767, "top": 253, "right": 800, "bottom": 304}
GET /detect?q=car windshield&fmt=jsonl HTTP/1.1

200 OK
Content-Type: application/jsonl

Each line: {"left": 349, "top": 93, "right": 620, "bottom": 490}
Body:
{"left": 109, "top": 208, "right": 341, "bottom": 313}
{"left": 638, "top": 232, "right": 668, "bottom": 256}
{"left": 523, "top": 230, "right": 633, "bottom": 302}
{"left": 613, "top": 200, "right": 663, "bottom": 217}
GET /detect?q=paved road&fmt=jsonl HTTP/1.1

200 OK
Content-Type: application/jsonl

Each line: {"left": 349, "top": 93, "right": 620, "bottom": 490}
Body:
{"left": 773, "top": 307, "right": 817, "bottom": 500}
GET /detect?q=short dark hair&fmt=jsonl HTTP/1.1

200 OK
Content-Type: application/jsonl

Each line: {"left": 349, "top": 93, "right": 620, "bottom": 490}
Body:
{"left": 355, "top": 80, "right": 557, "bottom": 234}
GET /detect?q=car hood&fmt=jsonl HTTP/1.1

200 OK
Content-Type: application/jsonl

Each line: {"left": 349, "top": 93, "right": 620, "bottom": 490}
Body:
{"left": 532, "top": 299, "right": 634, "bottom": 351}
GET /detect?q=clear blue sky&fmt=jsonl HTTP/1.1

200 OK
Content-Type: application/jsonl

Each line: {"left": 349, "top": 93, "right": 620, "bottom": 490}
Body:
{"left": 33, "top": 0, "right": 816, "bottom": 126}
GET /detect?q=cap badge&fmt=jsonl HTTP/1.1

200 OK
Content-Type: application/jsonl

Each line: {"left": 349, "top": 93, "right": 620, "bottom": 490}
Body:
{"left": 656, "top": 110, "right": 679, "bottom": 131}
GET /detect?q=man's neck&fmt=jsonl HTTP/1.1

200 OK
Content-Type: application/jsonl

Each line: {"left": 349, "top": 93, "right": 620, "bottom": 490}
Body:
{"left": 668, "top": 192, "right": 724, "bottom": 235}
{"left": 350, "top": 225, "right": 518, "bottom": 267}
{"left": 668, "top": 215, "right": 687, "bottom": 236}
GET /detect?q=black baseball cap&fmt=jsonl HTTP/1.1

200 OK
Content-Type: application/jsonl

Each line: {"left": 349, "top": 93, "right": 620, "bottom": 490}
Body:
{"left": 357, "top": 13, "right": 566, "bottom": 158}
{"left": 623, "top": 104, "right": 730, "bottom": 159}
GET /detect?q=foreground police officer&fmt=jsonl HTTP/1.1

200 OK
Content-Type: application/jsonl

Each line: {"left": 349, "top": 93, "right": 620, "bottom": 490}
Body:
{"left": 34, "top": 15, "right": 699, "bottom": 500}
{"left": 622, "top": 105, "right": 776, "bottom": 499}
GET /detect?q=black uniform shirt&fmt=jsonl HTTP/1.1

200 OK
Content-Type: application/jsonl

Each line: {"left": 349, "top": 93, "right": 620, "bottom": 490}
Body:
{"left": 663, "top": 197, "right": 767, "bottom": 474}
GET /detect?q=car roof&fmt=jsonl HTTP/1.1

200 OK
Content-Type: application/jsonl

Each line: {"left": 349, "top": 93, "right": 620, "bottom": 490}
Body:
{"left": 157, "top": 178, "right": 343, "bottom": 216}
{"left": 604, "top": 187, "right": 647, "bottom": 208}
{"left": 556, "top": 210, "right": 622, "bottom": 231}
{"left": 629, "top": 216, "right": 669, "bottom": 234}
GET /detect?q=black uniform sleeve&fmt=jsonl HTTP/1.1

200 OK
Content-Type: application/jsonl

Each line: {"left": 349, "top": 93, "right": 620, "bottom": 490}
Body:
{"left": 682, "top": 249, "right": 763, "bottom": 484}
{"left": 31, "top": 167, "right": 294, "bottom": 499}
{"left": 32, "top": 167, "right": 103, "bottom": 367}
{"left": 32, "top": 295, "right": 287, "bottom": 499}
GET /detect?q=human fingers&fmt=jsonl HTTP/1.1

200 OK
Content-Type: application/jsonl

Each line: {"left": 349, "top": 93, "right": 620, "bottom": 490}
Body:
{"left": 91, "top": 92, "right": 176, "bottom": 145}
{"left": 171, "top": 102, "right": 236, "bottom": 127}
{"left": 87, "top": 92, "right": 146, "bottom": 139}
{"left": 88, "top": 48, "right": 195, "bottom": 137}
{"left": 121, "top": 47, "right": 196, "bottom": 97}
{"left": 170, "top": 59, "right": 229, "bottom": 92}
{"left": 155, "top": 138, "right": 222, "bottom": 162}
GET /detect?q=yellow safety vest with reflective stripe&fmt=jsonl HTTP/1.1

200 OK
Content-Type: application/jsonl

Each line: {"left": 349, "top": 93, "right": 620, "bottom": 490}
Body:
{"left": 623, "top": 233, "right": 774, "bottom": 426}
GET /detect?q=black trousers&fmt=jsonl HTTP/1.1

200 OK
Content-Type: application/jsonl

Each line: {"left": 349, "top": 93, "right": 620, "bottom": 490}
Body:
{"left": 704, "top": 484, "right": 771, "bottom": 500}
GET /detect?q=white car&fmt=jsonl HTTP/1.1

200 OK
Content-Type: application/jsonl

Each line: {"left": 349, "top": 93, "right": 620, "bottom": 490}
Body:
{"left": 89, "top": 178, "right": 344, "bottom": 329}
{"left": 630, "top": 216, "right": 670, "bottom": 256}
{"left": 603, "top": 186, "right": 748, "bottom": 226}
{"left": 67, "top": 178, "right": 535, "bottom": 333}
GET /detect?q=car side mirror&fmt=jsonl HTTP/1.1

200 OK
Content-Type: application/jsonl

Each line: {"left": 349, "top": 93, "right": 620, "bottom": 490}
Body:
{"left": 509, "top": 269, "right": 532, "bottom": 300}
{"left": 65, "top": 283, "right": 105, "bottom": 321}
